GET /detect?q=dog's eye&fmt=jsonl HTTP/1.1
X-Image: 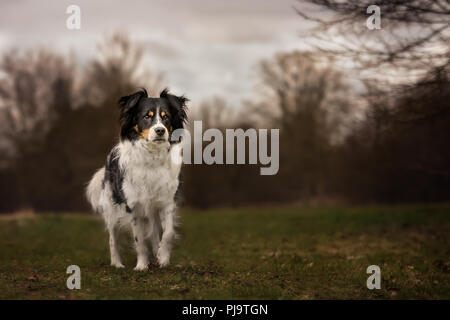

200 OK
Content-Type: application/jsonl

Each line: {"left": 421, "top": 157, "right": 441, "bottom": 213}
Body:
{"left": 161, "top": 111, "right": 168, "bottom": 118}
{"left": 144, "top": 111, "right": 154, "bottom": 120}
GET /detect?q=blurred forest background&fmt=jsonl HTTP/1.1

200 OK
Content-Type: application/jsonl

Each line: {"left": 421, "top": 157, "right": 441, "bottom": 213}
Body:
{"left": 0, "top": 0, "right": 449, "bottom": 212}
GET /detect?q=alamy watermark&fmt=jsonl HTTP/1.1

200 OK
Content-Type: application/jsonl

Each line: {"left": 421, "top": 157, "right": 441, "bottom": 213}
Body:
{"left": 66, "top": 265, "right": 81, "bottom": 289}
{"left": 366, "top": 265, "right": 381, "bottom": 289}
{"left": 169, "top": 121, "right": 279, "bottom": 176}
{"left": 66, "top": 5, "right": 81, "bottom": 30}
{"left": 366, "top": 5, "right": 381, "bottom": 30}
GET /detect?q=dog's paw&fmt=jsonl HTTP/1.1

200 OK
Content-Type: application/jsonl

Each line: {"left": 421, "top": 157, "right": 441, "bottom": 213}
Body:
{"left": 134, "top": 261, "right": 149, "bottom": 271}
{"left": 111, "top": 262, "right": 125, "bottom": 269}
{"left": 157, "top": 249, "right": 170, "bottom": 268}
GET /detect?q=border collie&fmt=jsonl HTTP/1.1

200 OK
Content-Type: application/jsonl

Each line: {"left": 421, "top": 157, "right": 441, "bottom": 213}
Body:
{"left": 86, "top": 88, "right": 188, "bottom": 270}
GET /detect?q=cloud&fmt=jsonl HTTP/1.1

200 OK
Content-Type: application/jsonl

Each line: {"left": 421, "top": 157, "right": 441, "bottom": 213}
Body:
{"left": 0, "top": 0, "right": 307, "bottom": 105}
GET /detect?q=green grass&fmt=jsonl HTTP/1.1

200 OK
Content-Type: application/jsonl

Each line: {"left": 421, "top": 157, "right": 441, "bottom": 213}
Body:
{"left": 0, "top": 204, "right": 449, "bottom": 299}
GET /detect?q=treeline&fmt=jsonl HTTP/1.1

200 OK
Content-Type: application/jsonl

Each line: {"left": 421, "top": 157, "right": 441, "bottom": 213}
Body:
{"left": 184, "top": 52, "right": 450, "bottom": 208}
{"left": 0, "top": 34, "right": 448, "bottom": 212}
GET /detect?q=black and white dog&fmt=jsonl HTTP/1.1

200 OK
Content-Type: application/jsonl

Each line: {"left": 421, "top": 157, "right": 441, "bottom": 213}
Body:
{"left": 86, "top": 88, "right": 188, "bottom": 270}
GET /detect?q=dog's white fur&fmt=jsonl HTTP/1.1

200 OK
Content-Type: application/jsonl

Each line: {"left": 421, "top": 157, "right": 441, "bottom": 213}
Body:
{"left": 86, "top": 118, "right": 182, "bottom": 270}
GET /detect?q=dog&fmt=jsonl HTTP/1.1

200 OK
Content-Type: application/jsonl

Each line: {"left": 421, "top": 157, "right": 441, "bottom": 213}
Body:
{"left": 86, "top": 88, "right": 188, "bottom": 270}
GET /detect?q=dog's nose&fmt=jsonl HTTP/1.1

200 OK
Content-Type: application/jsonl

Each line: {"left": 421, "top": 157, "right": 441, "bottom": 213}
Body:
{"left": 155, "top": 127, "right": 166, "bottom": 136}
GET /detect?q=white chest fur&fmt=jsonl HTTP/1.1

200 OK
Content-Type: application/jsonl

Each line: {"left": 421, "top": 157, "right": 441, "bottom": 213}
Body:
{"left": 118, "top": 140, "right": 181, "bottom": 212}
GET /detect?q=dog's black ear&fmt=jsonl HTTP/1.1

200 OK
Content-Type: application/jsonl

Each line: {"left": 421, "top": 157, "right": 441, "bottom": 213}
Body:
{"left": 160, "top": 88, "right": 188, "bottom": 131}
{"left": 118, "top": 88, "right": 148, "bottom": 113}
{"left": 118, "top": 88, "right": 148, "bottom": 140}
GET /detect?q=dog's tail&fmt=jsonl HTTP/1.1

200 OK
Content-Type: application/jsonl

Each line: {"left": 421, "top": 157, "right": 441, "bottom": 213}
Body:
{"left": 86, "top": 167, "right": 105, "bottom": 214}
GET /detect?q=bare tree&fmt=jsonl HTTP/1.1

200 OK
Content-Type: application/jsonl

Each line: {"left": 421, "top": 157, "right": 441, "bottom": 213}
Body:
{"left": 248, "top": 51, "right": 354, "bottom": 198}
{"left": 254, "top": 51, "right": 354, "bottom": 143}
{"left": 189, "top": 96, "right": 241, "bottom": 130}
{"left": 0, "top": 50, "right": 74, "bottom": 160}
{"left": 0, "top": 49, "right": 75, "bottom": 208}
{"left": 83, "top": 32, "right": 165, "bottom": 106}
{"left": 295, "top": 0, "right": 450, "bottom": 82}
{"left": 297, "top": 1, "right": 450, "bottom": 200}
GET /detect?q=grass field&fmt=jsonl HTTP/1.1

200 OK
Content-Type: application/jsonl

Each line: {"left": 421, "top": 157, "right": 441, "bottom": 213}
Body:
{"left": 0, "top": 204, "right": 449, "bottom": 299}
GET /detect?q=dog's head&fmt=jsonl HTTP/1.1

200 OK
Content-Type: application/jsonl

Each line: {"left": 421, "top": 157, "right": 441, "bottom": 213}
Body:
{"left": 118, "top": 88, "right": 188, "bottom": 145}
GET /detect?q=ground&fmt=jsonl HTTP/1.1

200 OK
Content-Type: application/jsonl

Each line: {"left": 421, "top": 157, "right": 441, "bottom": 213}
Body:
{"left": 0, "top": 204, "right": 449, "bottom": 299}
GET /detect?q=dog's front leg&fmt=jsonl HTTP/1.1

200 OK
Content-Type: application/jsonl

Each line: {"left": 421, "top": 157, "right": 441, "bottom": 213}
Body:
{"left": 157, "top": 205, "right": 176, "bottom": 267}
{"left": 149, "top": 212, "right": 161, "bottom": 258}
{"left": 131, "top": 217, "right": 149, "bottom": 271}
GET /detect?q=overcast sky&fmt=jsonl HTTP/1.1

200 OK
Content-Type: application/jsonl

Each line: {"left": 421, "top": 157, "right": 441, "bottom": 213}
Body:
{"left": 0, "top": 0, "right": 313, "bottom": 105}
